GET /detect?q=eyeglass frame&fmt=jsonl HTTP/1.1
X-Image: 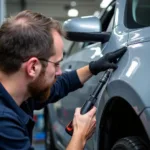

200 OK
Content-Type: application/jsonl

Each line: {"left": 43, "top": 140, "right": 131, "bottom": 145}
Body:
{"left": 22, "top": 57, "right": 63, "bottom": 68}
{"left": 38, "top": 58, "right": 62, "bottom": 67}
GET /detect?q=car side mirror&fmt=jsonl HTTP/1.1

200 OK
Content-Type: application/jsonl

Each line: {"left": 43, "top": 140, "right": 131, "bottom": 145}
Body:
{"left": 63, "top": 16, "right": 110, "bottom": 43}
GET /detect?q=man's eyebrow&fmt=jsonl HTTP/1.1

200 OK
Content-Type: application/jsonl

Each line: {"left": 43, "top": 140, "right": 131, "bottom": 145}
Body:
{"left": 56, "top": 58, "right": 63, "bottom": 63}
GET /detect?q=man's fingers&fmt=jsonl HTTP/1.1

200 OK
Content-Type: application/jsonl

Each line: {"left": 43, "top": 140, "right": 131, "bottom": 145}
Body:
{"left": 107, "top": 63, "right": 118, "bottom": 70}
{"left": 75, "top": 107, "right": 81, "bottom": 115}
{"left": 86, "top": 106, "right": 96, "bottom": 117}
{"left": 75, "top": 106, "right": 96, "bottom": 117}
{"left": 107, "top": 47, "right": 127, "bottom": 62}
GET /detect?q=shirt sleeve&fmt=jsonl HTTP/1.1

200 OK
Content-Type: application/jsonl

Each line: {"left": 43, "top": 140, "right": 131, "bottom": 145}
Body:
{"left": 34, "top": 70, "right": 83, "bottom": 110}
{"left": 0, "top": 113, "right": 32, "bottom": 150}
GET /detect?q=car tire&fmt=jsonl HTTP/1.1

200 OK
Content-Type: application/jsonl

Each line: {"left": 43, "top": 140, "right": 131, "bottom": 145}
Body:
{"left": 44, "top": 110, "right": 57, "bottom": 150}
{"left": 112, "top": 136, "right": 148, "bottom": 150}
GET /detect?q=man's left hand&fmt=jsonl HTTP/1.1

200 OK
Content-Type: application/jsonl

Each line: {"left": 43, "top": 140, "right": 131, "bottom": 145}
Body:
{"left": 89, "top": 47, "right": 127, "bottom": 75}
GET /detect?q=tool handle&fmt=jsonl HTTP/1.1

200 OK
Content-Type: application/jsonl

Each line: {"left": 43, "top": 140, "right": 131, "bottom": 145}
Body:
{"left": 81, "top": 100, "right": 94, "bottom": 114}
{"left": 65, "top": 100, "right": 94, "bottom": 136}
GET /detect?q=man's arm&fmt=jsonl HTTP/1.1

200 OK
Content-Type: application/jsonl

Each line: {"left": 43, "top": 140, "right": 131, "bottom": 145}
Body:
{"left": 0, "top": 114, "right": 32, "bottom": 150}
{"left": 66, "top": 132, "right": 86, "bottom": 150}
{"left": 35, "top": 67, "right": 92, "bottom": 110}
{"left": 76, "top": 65, "right": 93, "bottom": 85}
{"left": 34, "top": 67, "right": 91, "bottom": 110}
{"left": 34, "top": 47, "right": 127, "bottom": 109}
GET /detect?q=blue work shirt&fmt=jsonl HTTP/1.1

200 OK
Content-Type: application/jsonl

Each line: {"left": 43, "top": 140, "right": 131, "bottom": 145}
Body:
{"left": 0, "top": 71, "right": 82, "bottom": 150}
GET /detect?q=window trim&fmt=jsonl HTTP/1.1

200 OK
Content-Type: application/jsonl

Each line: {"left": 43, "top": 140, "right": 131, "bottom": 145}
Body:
{"left": 100, "top": 1, "right": 116, "bottom": 31}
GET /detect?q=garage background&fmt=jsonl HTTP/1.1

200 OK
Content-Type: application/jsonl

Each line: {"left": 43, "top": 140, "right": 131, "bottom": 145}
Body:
{"left": 0, "top": 0, "right": 108, "bottom": 51}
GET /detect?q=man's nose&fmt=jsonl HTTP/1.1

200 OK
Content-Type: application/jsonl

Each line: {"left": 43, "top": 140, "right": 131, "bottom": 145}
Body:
{"left": 55, "top": 67, "right": 62, "bottom": 76}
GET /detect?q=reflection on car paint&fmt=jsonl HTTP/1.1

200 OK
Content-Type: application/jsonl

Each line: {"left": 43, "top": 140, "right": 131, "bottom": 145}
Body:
{"left": 90, "top": 47, "right": 103, "bottom": 59}
{"left": 126, "top": 57, "right": 140, "bottom": 78}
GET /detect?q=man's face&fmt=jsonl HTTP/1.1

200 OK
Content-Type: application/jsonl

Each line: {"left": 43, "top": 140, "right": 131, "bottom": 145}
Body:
{"left": 28, "top": 30, "right": 64, "bottom": 102}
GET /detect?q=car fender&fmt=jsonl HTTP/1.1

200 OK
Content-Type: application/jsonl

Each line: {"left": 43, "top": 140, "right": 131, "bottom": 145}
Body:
{"left": 94, "top": 42, "right": 150, "bottom": 149}
{"left": 108, "top": 41, "right": 150, "bottom": 113}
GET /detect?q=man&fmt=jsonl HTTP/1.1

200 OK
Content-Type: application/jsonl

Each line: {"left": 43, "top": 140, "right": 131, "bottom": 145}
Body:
{"left": 0, "top": 10, "right": 126, "bottom": 150}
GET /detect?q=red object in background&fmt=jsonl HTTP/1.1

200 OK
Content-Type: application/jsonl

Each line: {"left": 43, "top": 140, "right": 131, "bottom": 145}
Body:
{"left": 33, "top": 115, "right": 37, "bottom": 122}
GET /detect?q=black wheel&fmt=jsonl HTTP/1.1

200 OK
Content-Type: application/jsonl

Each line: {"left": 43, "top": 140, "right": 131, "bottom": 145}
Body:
{"left": 112, "top": 136, "right": 148, "bottom": 150}
{"left": 44, "top": 110, "right": 57, "bottom": 150}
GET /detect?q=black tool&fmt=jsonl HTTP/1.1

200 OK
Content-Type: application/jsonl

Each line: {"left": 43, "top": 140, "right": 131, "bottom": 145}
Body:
{"left": 65, "top": 69, "right": 112, "bottom": 136}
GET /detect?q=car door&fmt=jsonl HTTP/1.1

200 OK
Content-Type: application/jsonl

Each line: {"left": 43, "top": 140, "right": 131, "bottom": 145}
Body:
{"left": 52, "top": 1, "right": 116, "bottom": 149}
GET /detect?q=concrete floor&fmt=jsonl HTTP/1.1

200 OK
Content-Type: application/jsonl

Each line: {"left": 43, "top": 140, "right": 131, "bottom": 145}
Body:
{"left": 33, "top": 129, "right": 45, "bottom": 150}
{"left": 33, "top": 143, "right": 45, "bottom": 150}
{"left": 33, "top": 111, "right": 45, "bottom": 150}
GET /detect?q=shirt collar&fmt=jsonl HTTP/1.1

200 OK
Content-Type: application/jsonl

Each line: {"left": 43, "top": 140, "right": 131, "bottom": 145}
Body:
{"left": 0, "top": 83, "right": 31, "bottom": 124}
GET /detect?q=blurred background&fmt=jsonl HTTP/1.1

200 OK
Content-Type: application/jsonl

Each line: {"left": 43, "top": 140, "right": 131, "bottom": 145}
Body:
{"left": 0, "top": 0, "right": 111, "bottom": 53}
{"left": 0, "top": 0, "right": 112, "bottom": 149}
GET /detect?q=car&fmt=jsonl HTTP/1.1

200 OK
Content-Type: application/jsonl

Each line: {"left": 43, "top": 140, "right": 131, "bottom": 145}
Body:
{"left": 44, "top": 0, "right": 150, "bottom": 149}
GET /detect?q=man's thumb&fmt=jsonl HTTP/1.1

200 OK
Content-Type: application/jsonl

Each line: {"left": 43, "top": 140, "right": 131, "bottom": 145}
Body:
{"left": 108, "top": 63, "right": 118, "bottom": 70}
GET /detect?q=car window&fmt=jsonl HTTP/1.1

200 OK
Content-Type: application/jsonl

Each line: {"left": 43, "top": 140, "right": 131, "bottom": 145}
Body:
{"left": 106, "top": 15, "right": 114, "bottom": 32}
{"left": 125, "top": 0, "right": 150, "bottom": 29}
{"left": 66, "top": 42, "right": 83, "bottom": 57}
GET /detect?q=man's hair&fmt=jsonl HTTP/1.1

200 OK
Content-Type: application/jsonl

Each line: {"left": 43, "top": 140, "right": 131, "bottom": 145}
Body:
{"left": 0, "top": 10, "right": 64, "bottom": 74}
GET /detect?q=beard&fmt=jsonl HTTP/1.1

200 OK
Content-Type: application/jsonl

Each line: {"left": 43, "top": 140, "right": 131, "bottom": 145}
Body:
{"left": 28, "top": 68, "right": 54, "bottom": 103}
{"left": 32, "top": 87, "right": 51, "bottom": 103}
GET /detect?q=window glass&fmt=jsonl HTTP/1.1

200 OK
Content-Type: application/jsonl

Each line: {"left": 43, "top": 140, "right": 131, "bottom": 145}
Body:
{"left": 66, "top": 42, "right": 83, "bottom": 57}
{"left": 106, "top": 15, "right": 114, "bottom": 32}
{"left": 125, "top": 0, "right": 150, "bottom": 29}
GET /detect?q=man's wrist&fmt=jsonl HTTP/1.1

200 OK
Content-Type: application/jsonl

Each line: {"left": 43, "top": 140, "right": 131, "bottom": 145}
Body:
{"left": 76, "top": 65, "right": 93, "bottom": 84}
{"left": 66, "top": 132, "right": 86, "bottom": 150}
{"left": 89, "top": 61, "right": 98, "bottom": 75}
{"left": 73, "top": 131, "right": 86, "bottom": 148}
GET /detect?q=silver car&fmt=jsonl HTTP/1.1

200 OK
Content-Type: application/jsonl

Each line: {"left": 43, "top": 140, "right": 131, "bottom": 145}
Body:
{"left": 44, "top": 0, "right": 150, "bottom": 149}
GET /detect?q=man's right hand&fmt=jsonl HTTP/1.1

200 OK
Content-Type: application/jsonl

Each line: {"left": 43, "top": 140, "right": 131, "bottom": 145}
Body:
{"left": 73, "top": 106, "right": 96, "bottom": 141}
{"left": 66, "top": 107, "right": 96, "bottom": 150}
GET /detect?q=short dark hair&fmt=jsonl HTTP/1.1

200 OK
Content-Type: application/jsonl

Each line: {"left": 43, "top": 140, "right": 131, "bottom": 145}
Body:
{"left": 0, "top": 10, "right": 64, "bottom": 74}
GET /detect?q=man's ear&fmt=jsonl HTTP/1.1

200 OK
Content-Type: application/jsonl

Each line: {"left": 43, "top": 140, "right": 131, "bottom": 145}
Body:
{"left": 25, "top": 57, "right": 42, "bottom": 79}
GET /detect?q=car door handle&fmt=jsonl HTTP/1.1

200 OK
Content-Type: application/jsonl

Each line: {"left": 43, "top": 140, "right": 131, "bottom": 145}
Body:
{"left": 65, "top": 65, "right": 72, "bottom": 72}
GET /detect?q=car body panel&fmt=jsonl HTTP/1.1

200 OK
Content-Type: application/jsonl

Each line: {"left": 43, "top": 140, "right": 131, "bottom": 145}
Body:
{"left": 108, "top": 40, "right": 150, "bottom": 112}
{"left": 128, "top": 27, "right": 150, "bottom": 45}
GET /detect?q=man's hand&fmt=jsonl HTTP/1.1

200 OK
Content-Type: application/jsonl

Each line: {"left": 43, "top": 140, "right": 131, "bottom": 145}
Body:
{"left": 89, "top": 47, "right": 127, "bottom": 75}
{"left": 73, "top": 106, "right": 96, "bottom": 141}
{"left": 66, "top": 107, "right": 96, "bottom": 150}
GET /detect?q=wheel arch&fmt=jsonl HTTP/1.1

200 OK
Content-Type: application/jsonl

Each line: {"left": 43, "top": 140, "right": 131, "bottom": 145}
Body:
{"left": 97, "top": 96, "right": 149, "bottom": 149}
{"left": 94, "top": 78, "right": 150, "bottom": 149}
